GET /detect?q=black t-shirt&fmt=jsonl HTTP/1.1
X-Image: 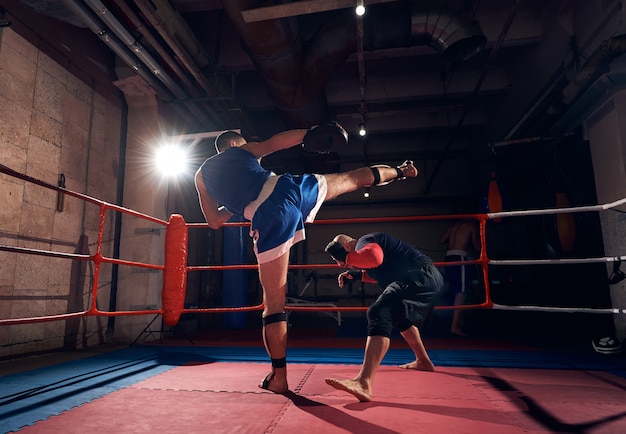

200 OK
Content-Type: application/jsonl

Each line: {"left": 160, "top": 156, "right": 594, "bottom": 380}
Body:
{"left": 356, "top": 232, "right": 426, "bottom": 289}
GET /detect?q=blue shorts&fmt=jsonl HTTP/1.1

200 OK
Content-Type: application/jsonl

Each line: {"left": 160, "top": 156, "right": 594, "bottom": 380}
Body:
{"left": 244, "top": 173, "right": 327, "bottom": 264}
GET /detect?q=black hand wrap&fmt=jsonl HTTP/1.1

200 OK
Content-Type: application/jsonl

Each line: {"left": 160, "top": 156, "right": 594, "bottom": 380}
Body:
{"left": 325, "top": 240, "right": 348, "bottom": 262}
{"left": 347, "top": 270, "right": 363, "bottom": 281}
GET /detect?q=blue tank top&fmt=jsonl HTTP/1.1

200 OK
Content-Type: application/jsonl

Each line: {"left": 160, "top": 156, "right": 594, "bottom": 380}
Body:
{"left": 199, "top": 147, "right": 272, "bottom": 215}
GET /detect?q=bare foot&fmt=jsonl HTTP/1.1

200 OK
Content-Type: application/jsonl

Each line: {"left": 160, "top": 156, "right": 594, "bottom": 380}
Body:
{"left": 398, "top": 160, "right": 418, "bottom": 178}
{"left": 450, "top": 327, "right": 470, "bottom": 336}
{"left": 398, "top": 359, "right": 435, "bottom": 371}
{"left": 325, "top": 377, "right": 372, "bottom": 402}
{"left": 259, "top": 371, "right": 288, "bottom": 394}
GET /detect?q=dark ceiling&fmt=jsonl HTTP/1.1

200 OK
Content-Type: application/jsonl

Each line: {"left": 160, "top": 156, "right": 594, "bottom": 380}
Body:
{"left": 1, "top": 0, "right": 613, "bottom": 208}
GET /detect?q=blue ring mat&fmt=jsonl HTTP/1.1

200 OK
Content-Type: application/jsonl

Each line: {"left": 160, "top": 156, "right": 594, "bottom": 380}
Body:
{"left": 1, "top": 345, "right": 624, "bottom": 433}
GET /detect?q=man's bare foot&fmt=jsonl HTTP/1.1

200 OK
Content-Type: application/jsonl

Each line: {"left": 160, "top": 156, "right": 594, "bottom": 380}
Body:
{"left": 450, "top": 327, "right": 470, "bottom": 336}
{"left": 398, "top": 359, "right": 435, "bottom": 371}
{"left": 398, "top": 160, "right": 418, "bottom": 178}
{"left": 259, "top": 371, "right": 288, "bottom": 394}
{"left": 325, "top": 377, "right": 372, "bottom": 402}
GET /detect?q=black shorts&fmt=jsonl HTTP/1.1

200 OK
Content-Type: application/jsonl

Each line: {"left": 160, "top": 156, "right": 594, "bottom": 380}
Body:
{"left": 367, "top": 258, "right": 443, "bottom": 336}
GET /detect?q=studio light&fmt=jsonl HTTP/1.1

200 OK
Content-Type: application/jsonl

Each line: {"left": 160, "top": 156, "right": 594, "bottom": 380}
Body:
{"left": 155, "top": 144, "right": 189, "bottom": 178}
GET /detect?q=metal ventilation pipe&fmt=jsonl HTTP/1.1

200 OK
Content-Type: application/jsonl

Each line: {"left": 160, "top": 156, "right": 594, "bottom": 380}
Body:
{"left": 411, "top": 0, "right": 486, "bottom": 64}
{"left": 60, "top": 0, "right": 214, "bottom": 125}
{"left": 221, "top": 0, "right": 485, "bottom": 129}
{"left": 60, "top": 0, "right": 174, "bottom": 100}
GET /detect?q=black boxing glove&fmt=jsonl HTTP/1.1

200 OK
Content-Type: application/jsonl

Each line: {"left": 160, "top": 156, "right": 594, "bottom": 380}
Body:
{"left": 302, "top": 121, "right": 349, "bottom": 154}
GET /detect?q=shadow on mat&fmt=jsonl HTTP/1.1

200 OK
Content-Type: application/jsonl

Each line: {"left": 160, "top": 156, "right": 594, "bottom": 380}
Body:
{"left": 154, "top": 350, "right": 217, "bottom": 366}
{"left": 285, "top": 391, "right": 400, "bottom": 434}
{"left": 346, "top": 370, "right": 626, "bottom": 433}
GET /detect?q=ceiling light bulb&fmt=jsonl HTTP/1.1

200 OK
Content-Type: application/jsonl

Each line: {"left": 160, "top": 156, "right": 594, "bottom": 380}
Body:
{"left": 355, "top": 2, "right": 365, "bottom": 16}
{"left": 359, "top": 122, "right": 367, "bottom": 136}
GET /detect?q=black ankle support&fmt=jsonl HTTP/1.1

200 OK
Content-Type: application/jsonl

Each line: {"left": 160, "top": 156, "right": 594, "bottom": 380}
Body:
{"left": 271, "top": 357, "right": 287, "bottom": 368}
{"left": 395, "top": 166, "right": 403, "bottom": 179}
{"left": 370, "top": 166, "right": 381, "bottom": 185}
{"left": 263, "top": 312, "right": 287, "bottom": 326}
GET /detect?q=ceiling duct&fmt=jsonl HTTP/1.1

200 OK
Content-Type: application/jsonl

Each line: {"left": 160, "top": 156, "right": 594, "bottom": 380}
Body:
{"left": 221, "top": 0, "right": 486, "bottom": 130}
{"left": 411, "top": 0, "right": 487, "bottom": 65}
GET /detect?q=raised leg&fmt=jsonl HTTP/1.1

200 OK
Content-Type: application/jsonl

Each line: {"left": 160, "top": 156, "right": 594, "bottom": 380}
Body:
{"left": 324, "top": 160, "right": 418, "bottom": 201}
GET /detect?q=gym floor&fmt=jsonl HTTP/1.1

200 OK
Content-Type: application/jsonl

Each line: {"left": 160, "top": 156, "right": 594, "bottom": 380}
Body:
{"left": 1, "top": 317, "right": 625, "bottom": 434}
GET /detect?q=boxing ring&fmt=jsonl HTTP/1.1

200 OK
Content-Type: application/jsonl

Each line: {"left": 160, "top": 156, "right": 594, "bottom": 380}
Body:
{"left": 3, "top": 163, "right": 626, "bottom": 434}
{"left": 1, "top": 162, "right": 626, "bottom": 330}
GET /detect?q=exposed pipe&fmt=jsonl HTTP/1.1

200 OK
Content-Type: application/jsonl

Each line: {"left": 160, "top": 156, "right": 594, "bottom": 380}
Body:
{"left": 505, "top": 33, "right": 626, "bottom": 138}
{"left": 424, "top": 0, "right": 519, "bottom": 195}
{"left": 546, "top": 34, "right": 626, "bottom": 134}
{"left": 83, "top": 0, "right": 187, "bottom": 99}
{"left": 132, "top": 0, "right": 243, "bottom": 129}
{"left": 61, "top": 0, "right": 174, "bottom": 100}
{"left": 220, "top": 0, "right": 485, "bottom": 129}
{"left": 110, "top": 0, "right": 200, "bottom": 99}
{"left": 61, "top": 0, "right": 215, "bottom": 126}
{"left": 106, "top": 99, "right": 129, "bottom": 339}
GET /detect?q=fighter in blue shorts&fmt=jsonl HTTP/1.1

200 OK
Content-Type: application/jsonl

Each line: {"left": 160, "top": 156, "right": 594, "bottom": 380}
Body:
{"left": 195, "top": 127, "right": 418, "bottom": 394}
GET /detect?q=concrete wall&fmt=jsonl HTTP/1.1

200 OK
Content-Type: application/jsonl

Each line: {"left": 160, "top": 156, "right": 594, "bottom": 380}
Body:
{"left": 0, "top": 28, "right": 123, "bottom": 357}
{"left": 586, "top": 92, "right": 626, "bottom": 342}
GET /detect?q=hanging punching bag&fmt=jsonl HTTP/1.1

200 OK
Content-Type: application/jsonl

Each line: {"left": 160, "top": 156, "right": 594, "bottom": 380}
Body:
{"left": 487, "top": 170, "right": 503, "bottom": 222}
{"left": 545, "top": 191, "right": 576, "bottom": 254}
{"left": 544, "top": 154, "right": 576, "bottom": 254}
{"left": 480, "top": 167, "right": 504, "bottom": 222}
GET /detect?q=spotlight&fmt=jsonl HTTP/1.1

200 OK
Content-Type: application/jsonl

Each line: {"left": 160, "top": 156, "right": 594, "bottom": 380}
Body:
{"left": 358, "top": 122, "right": 367, "bottom": 137}
{"left": 155, "top": 144, "right": 189, "bottom": 178}
{"left": 363, "top": 189, "right": 370, "bottom": 198}
{"left": 355, "top": 1, "right": 365, "bottom": 16}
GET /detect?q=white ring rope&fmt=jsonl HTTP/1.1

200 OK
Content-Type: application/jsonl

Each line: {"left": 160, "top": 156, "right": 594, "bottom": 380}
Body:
{"left": 487, "top": 196, "right": 626, "bottom": 219}
{"left": 484, "top": 197, "right": 626, "bottom": 315}
{"left": 491, "top": 303, "right": 626, "bottom": 315}
{"left": 489, "top": 256, "right": 626, "bottom": 266}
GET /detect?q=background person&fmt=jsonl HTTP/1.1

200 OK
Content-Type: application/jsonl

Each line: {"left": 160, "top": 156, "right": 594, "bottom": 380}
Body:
{"left": 438, "top": 219, "right": 481, "bottom": 336}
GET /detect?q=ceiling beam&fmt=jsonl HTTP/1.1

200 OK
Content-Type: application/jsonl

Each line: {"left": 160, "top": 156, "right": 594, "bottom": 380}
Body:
{"left": 241, "top": 0, "right": 399, "bottom": 23}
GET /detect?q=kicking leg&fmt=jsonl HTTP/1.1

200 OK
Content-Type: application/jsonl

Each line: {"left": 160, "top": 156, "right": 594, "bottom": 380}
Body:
{"left": 324, "top": 160, "right": 418, "bottom": 201}
{"left": 398, "top": 326, "right": 435, "bottom": 371}
{"left": 325, "top": 335, "right": 390, "bottom": 402}
{"left": 258, "top": 253, "right": 290, "bottom": 394}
